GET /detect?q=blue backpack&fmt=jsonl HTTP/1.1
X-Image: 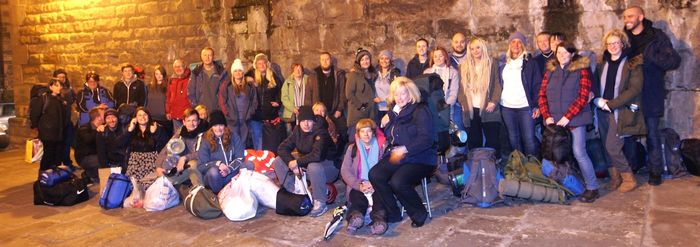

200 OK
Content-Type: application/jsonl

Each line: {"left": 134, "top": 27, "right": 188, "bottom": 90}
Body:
{"left": 99, "top": 173, "right": 132, "bottom": 209}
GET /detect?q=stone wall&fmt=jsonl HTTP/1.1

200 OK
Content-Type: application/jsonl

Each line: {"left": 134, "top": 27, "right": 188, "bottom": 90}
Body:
{"left": 2, "top": 0, "right": 699, "bottom": 147}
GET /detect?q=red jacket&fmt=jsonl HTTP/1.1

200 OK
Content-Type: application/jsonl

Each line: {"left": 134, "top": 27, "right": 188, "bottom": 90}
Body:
{"left": 167, "top": 68, "right": 192, "bottom": 120}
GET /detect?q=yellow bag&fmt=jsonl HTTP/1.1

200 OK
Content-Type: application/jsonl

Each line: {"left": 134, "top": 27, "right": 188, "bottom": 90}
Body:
{"left": 25, "top": 139, "right": 43, "bottom": 163}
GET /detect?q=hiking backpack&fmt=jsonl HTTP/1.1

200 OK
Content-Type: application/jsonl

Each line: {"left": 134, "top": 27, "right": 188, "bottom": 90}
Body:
{"left": 461, "top": 148, "right": 503, "bottom": 208}
{"left": 680, "top": 138, "right": 700, "bottom": 176}
{"left": 503, "top": 150, "right": 569, "bottom": 203}
{"left": 660, "top": 128, "right": 688, "bottom": 178}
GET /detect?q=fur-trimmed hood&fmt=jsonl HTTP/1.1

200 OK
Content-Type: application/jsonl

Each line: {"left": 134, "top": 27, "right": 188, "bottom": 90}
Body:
{"left": 546, "top": 56, "right": 590, "bottom": 72}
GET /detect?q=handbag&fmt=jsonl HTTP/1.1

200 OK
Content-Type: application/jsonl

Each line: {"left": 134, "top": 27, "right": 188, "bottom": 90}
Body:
{"left": 25, "top": 139, "right": 43, "bottom": 163}
{"left": 275, "top": 168, "right": 313, "bottom": 216}
{"left": 184, "top": 185, "right": 222, "bottom": 219}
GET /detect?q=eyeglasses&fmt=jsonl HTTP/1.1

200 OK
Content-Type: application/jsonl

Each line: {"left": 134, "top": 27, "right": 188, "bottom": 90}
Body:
{"left": 606, "top": 41, "right": 623, "bottom": 47}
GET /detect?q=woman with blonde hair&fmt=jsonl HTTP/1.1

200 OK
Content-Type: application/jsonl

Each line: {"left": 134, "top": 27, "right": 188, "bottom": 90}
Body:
{"left": 592, "top": 29, "right": 645, "bottom": 193}
{"left": 459, "top": 37, "right": 503, "bottom": 154}
{"left": 246, "top": 53, "right": 284, "bottom": 151}
{"left": 369, "top": 77, "right": 436, "bottom": 234}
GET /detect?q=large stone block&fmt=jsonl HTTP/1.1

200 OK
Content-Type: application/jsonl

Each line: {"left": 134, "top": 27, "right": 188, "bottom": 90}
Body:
{"left": 115, "top": 4, "right": 137, "bottom": 17}
{"left": 111, "top": 30, "right": 133, "bottom": 40}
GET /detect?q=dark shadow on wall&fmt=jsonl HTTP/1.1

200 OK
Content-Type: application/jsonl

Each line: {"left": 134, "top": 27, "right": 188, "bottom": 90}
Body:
{"left": 653, "top": 20, "right": 698, "bottom": 137}
{"left": 542, "top": 0, "right": 583, "bottom": 41}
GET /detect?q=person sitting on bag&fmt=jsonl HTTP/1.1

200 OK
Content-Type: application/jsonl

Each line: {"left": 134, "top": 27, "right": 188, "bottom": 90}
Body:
{"left": 96, "top": 109, "right": 130, "bottom": 171}
{"left": 197, "top": 110, "right": 249, "bottom": 193}
{"left": 75, "top": 107, "right": 105, "bottom": 185}
{"left": 273, "top": 105, "right": 339, "bottom": 217}
{"left": 154, "top": 108, "right": 208, "bottom": 185}
{"left": 370, "top": 77, "right": 436, "bottom": 234}
{"left": 340, "top": 118, "right": 386, "bottom": 234}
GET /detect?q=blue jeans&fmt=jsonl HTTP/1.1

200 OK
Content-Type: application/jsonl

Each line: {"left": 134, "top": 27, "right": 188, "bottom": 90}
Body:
{"left": 501, "top": 106, "right": 538, "bottom": 156}
{"left": 203, "top": 164, "right": 237, "bottom": 194}
{"left": 571, "top": 126, "right": 599, "bottom": 190}
{"left": 645, "top": 117, "right": 663, "bottom": 175}
{"left": 249, "top": 120, "right": 263, "bottom": 150}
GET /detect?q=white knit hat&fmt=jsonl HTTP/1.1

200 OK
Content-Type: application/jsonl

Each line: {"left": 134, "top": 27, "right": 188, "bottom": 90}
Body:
{"left": 231, "top": 59, "right": 244, "bottom": 73}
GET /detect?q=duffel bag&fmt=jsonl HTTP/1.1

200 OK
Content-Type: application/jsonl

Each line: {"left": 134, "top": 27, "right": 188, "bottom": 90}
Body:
{"left": 184, "top": 185, "right": 222, "bottom": 219}
{"left": 681, "top": 138, "right": 700, "bottom": 176}
{"left": 39, "top": 167, "right": 72, "bottom": 187}
{"left": 99, "top": 173, "right": 132, "bottom": 209}
{"left": 34, "top": 173, "right": 90, "bottom": 206}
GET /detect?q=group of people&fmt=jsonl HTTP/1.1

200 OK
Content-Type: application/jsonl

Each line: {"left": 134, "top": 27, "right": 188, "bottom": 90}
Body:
{"left": 29, "top": 6, "right": 680, "bottom": 235}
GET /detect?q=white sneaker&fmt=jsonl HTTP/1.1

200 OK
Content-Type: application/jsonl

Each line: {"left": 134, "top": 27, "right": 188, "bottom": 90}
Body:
{"left": 309, "top": 200, "right": 327, "bottom": 217}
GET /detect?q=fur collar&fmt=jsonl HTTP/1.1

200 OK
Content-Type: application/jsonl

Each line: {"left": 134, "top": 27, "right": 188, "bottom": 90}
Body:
{"left": 546, "top": 56, "right": 590, "bottom": 72}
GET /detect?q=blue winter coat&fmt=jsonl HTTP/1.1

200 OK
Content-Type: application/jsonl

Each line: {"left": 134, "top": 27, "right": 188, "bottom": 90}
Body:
{"left": 76, "top": 85, "right": 115, "bottom": 125}
{"left": 384, "top": 102, "right": 436, "bottom": 166}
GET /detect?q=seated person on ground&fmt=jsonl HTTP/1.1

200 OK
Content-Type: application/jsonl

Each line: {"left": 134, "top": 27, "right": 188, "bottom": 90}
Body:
{"left": 340, "top": 118, "right": 386, "bottom": 234}
{"left": 196, "top": 110, "right": 248, "bottom": 193}
{"left": 96, "top": 109, "right": 130, "bottom": 172}
{"left": 75, "top": 107, "right": 105, "bottom": 184}
{"left": 273, "top": 105, "right": 339, "bottom": 217}
{"left": 154, "top": 108, "right": 208, "bottom": 185}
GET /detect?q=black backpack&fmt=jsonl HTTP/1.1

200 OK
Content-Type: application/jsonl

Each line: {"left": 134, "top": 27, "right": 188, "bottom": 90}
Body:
{"left": 33, "top": 173, "right": 90, "bottom": 206}
{"left": 412, "top": 74, "right": 449, "bottom": 137}
{"left": 680, "top": 138, "right": 700, "bottom": 176}
{"left": 660, "top": 128, "right": 688, "bottom": 178}
{"left": 28, "top": 85, "right": 50, "bottom": 127}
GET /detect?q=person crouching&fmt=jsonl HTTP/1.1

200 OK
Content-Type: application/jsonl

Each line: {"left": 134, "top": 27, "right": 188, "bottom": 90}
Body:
{"left": 273, "top": 105, "right": 339, "bottom": 217}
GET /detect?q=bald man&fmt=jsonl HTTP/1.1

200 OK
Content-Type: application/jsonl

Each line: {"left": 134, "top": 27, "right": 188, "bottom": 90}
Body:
{"left": 622, "top": 6, "right": 682, "bottom": 186}
{"left": 449, "top": 32, "right": 467, "bottom": 69}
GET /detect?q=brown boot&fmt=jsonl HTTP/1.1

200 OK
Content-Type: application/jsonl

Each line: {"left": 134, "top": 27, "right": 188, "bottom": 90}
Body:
{"left": 618, "top": 172, "right": 637, "bottom": 193}
{"left": 607, "top": 167, "right": 621, "bottom": 190}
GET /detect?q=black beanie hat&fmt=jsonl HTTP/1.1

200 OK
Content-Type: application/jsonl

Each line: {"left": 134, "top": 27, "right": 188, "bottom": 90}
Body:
{"left": 297, "top": 105, "right": 315, "bottom": 122}
{"left": 209, "top": 110, "right": 227, "bottom": 126}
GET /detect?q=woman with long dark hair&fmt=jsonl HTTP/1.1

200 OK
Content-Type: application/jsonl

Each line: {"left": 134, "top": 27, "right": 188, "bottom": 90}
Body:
{"left": 539, "top": 41, "right": 599, "bottom": 202}
{"left": 197, "top": 110, "right": 247, "bottom": 193}
{"left": 125, "top": 107, "right": 168, "bottom": 189}
{"left": 147, "top": 65, "right": 172, "bottom": 137}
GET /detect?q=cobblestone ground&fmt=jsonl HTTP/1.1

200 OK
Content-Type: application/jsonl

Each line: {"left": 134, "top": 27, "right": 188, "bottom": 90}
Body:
{"left": 1, "top": 149, "right": 699, "bottom": 247}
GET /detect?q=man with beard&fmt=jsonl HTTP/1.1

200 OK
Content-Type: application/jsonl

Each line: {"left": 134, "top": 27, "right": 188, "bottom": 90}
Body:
{"left": 449, "top": 32, "right": 468, "bottom": 69}
{"left": 314, "top": 52, "right": 348, "bottom": 147}
{"left": 622, "top": 6, "right": 681, "bottom": 186}
{"left": 96, "top": 109, "right": 130, "bottom": 171}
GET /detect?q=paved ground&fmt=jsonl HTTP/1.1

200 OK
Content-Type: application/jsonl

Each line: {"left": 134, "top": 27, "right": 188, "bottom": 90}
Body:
{"left": 1, "top": 149, "right": 699, "bottom": 247}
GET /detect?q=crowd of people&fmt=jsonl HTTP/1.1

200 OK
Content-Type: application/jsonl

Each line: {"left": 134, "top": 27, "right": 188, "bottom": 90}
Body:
{"left": 29, "top": 6, "right": 681, "bottom": 235}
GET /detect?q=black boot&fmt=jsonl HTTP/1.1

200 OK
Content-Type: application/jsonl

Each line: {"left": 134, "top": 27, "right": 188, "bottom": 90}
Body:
{"left": 578, "top": 189, "right": 599, "bottom": 203}
{"left": 648, "top": 173, "right": 663, "bottom": 186}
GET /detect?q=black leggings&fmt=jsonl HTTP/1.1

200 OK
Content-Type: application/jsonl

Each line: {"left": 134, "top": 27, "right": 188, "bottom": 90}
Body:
{"left": 369, "top": 160, "right": 434, "bottom": 223}
{"left": 40, "top": 140, "right": 63, "bottom": 171}
{"left": 467, "top": 108, "right": 501, "bottom": 154}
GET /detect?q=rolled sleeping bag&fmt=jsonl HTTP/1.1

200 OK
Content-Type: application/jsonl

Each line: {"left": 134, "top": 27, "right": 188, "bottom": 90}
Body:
{"left": 498, "top": 180, "right": 565, "bottom": 203}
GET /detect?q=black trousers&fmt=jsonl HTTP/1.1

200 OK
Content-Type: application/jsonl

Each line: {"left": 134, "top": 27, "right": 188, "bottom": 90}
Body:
{"left": 348, "top": 189, "right": 373, "bottom": 218}
{"left": 40, "top": 140, "right": 63, "bottom": 171}
{"left": 467, "top": 108, "right": 501, "bottom": 154}
{"left": 368, "top": 160, "right": 434, "bottom": 223}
